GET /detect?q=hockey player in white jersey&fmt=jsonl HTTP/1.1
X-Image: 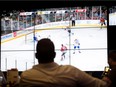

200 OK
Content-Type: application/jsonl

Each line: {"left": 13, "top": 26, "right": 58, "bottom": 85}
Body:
{"left": 73, "top": 38, "right": 81, "bottom": 54}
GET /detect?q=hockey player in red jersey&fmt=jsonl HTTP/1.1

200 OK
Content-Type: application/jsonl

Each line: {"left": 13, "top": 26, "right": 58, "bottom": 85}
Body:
{"left": 60, "top": 44, "right": 67, "bottom": 61}
{"left": 100, "top": 17, "right": 106, "bottom": 29}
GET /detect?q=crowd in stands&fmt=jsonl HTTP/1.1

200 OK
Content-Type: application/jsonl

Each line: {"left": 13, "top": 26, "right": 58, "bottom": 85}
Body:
{"left": 1, "top": 6, "right": 107, "bottom": 35}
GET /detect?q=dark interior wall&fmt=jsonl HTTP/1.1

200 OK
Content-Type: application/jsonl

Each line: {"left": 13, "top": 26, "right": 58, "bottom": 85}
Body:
{"left": 108, "top": 26, "right": 116, "bottom": 50}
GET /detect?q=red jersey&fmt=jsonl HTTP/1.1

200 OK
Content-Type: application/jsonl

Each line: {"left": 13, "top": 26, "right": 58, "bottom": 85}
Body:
{"left": 61, "top": 46, "right": 67, "bottom": 52}
{"left": 100, "top": 18, "right": 105, "bottom": 22}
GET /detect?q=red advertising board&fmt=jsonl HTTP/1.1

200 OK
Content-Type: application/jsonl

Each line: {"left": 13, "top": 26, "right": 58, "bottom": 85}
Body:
{"left": 75, "top": 9, "right": 86, "bottom": 12}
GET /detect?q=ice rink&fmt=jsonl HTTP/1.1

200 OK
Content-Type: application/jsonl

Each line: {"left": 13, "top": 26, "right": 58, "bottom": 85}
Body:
{"left": 1, "top": 27, "right": 108, "bottom": 71}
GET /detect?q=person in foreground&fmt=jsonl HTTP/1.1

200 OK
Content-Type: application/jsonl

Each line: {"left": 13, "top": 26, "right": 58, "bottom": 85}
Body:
{"left": 20, "top": 38, "right": 108, "bottom": 87}
{"left": 102, "top": 51, "right": 116, "bottom": 87}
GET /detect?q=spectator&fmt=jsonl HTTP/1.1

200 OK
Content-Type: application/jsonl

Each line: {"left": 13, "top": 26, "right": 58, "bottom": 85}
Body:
{"left": 20, "top": 38, "right": 108, "bottom": 87}
{"left": 102, "top": 51, "right": 116, "bottom": 87}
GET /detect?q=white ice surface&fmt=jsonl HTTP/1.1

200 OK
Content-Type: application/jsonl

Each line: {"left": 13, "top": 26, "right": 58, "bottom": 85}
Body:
{"left": 1, "top": 28, "right": 108, "bottom": 71}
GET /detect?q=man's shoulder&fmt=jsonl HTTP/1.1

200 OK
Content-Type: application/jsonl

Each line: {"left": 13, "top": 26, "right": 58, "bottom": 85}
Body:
{"left": 59, "top": 64, "right": 79, "bottom": 71}
{"left": 21, "top": 68, "right": 35, "bottom": 76}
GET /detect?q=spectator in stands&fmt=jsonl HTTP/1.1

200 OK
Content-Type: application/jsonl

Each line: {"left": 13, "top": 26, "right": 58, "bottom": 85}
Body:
{"left": 102, "top": 50, "right": 116, "bottom": 87}
{"left": 20, "top": 38, "right": 108, "bottom": 87}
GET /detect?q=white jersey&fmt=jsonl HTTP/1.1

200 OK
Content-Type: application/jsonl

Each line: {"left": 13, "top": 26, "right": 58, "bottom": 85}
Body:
{"left": 74, "top": 39, "right": 79, "bottom": 45}
{"left": 71, "top": 15, "right": 76, "bottom": 21}
{"left": 72, "top": 16, "right": 75, "bottom": 20}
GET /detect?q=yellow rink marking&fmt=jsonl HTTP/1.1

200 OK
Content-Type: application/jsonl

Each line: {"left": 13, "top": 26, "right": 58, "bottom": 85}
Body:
{"left": 1, "top": 24, "right": 107, "bottom": 44}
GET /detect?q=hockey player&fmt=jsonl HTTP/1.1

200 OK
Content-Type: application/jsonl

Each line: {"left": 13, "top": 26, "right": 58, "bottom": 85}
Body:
{"left": 73, "top": 39, "right": 81, "bottom": 54}
{"left": 60, "top": 44, "right": 67, "bottom": 61}
{"left": 100, "top": 17, "right": 106, "bottom": 29}
{"left": 33, "top": 36, "right": 38, "bottom": 42}
{"left": 67, "top": 28, "right": 71, "bottom": 36}
{"left": 33, "top": 33, "right": 40, "bottom": 42}
{"left": 64, "top": 26, "right": 74, "bottom": 36}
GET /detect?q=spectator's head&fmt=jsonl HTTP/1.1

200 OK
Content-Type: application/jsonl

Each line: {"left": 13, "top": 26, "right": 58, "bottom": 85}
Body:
{"left": 108, "top": 51, "right": 116, "bottom": 69}
{"left": 35, "top": 38, "right": 56, "bottom": 64}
